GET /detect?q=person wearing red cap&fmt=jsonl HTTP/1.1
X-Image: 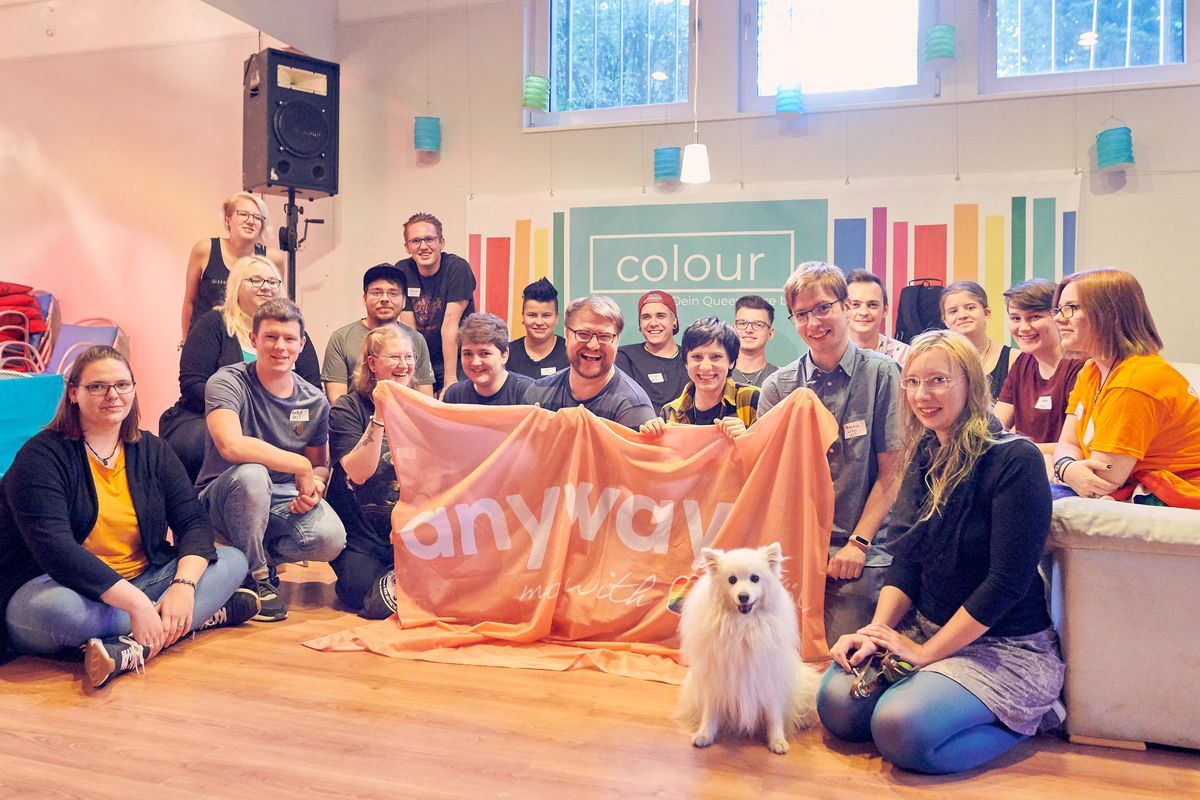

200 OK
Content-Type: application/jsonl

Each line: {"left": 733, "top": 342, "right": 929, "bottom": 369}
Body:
{"left": 615, "top": 290, "right": 688, "bottom": 413}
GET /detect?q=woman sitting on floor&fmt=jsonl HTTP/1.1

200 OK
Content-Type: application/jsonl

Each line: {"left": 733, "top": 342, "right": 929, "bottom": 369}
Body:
{"left": 1050, "top": 268, "right": 1200, "bottom": 506}
{"left": 639, "top": 316, "right": 760, "bottom": 439}
{"left": 326, "top": 326, "right": 419, "bottom": 618}
{"left": 816, "top": 330, "right": 1063, "bottom": 775}
{"left": 160, "top": 254, "right": 321, "bottom": 481}
{"left": 0, "top": 346, "right": 256, "bottom": 689}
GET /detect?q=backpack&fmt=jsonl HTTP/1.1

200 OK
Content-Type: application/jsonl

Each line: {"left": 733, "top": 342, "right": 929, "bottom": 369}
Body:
{"left": 894, "top": 278, "right": 944, "bottom": 344}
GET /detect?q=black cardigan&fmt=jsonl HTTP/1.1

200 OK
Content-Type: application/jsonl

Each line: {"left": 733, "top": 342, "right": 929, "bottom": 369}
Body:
{"left": 0, "top": 429, "right": 218, "bottom": 658}
{"left": 176, "top": 309, "right": 321, "bottom": 414}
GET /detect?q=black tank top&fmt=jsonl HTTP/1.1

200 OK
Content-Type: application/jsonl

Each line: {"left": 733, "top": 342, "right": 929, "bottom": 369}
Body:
{"left": 190, "top": 237, "right": 266, "bottom": 330}
{"left": 988, "top": 344, "right": 1012, "bottom": 400}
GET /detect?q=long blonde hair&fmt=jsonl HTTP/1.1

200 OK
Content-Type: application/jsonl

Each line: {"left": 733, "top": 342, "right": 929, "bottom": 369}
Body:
{"left": 900, "top": 330, "right": 1005, "bottom": 521}
{"left": 221, "top": 255, "right": 282, "bottom": 348}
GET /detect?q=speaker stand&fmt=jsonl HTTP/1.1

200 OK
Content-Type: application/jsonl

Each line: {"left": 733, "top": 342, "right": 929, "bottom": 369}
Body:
{"left": 284, "top": 187, "right": 300, "bottom": 300}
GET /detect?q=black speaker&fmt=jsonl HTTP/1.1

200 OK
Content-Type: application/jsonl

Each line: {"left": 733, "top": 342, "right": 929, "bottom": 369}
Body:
{"left": 242, "top": 48, "right": 339, "bottom": 199}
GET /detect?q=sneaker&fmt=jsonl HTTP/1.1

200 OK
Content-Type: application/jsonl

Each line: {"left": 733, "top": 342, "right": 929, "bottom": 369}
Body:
{"left": 249, "top": 576, "right": 288, "bottom": 622}
{"left": 197, "top": 588, "right": 261, "bottom": 631}
{"left": 359, "top": 569, "right": 398, "bottom": 620}
{"left": 82, "top": 635, "right": 146, "bottom": 689}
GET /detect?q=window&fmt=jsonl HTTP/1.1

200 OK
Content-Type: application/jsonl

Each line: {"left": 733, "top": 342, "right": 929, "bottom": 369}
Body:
{"left": 741, "top": 0, "right": 932, "bottom": 113}
{"left": 983, "top": 0, "right": 1189, "bottom": 93}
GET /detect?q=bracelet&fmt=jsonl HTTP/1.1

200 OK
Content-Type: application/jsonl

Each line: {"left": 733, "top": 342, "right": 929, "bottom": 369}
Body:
{"left": 848, "top": 534, "right": 872, "bottom": 553}
{"left": 1053, "top": 456, "right": 1076, "bottom": 483}
{"left": 170, "top": 578, "right": 197, "bottom": 590}
{"left": 368, "top": 416, "right": 385, "bottom": 428}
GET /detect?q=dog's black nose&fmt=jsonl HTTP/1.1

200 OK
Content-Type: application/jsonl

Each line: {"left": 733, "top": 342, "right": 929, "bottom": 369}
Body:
{"left": 737, "top": 592, "right": 750, "bottom": 603}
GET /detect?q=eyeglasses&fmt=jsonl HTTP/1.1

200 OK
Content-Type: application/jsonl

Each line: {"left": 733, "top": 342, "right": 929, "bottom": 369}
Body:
{"left": 1051, "top": 303, "right": 1081, "bottom": 319}
{"left": 232, "top": 209, "right": 265, "bottom": 225}
{"left": 788, "top": 301, "right": 837, "bottom": 323}
{"left": 372, "top": 354, "right": 414, "bottom": 365}
{"left": 567, "top": 327, "right": 617, "bottom": 345}
{"left": 80, "top": 381, "right": 135, "bottom": 397}
{"left": 245, "top": 277, "right": 282, "bottom": 289}
{"left": 366, "top": 289, "right": 403, "bottom": 299}
{"left": 406, "top": 235, "right": 441, "bottom": 248}
{"left": 900, "top": 375, "right": 957, "bottom": 392}
{"left": 850, "top": 652, "right": 916, "bottom": 699}
{"left": 734, "top": 319, "right": 771, "bottom": 332}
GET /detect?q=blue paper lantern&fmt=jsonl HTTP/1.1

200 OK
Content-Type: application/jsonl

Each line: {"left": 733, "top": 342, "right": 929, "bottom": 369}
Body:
{"left": 775, "top": 85, "right": 805, "bottom": 116}
{"left": 923, "top": 24, "right": 956, "bottom": 62}
{"left": 414, "top": 115, "right": 442, "bottom": 152}
{"left": 653, "top": 146, "right": 682, "bottom": 182}
{"left": 1096, "top": 125, "right": 1134, "bottom": 171}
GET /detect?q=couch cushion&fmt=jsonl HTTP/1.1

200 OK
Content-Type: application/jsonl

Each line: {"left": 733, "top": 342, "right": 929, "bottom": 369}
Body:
{"left": 1051, "top": 496, "right": 1200, "bottom": 555}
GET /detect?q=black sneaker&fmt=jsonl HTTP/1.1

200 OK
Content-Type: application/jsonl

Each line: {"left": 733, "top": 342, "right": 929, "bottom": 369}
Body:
{"left": 82, "top": 635, "right": 146, "bottom": 689}
{"left": 249, "top": 576, "right": 288, "bottom": 622}
{"left": 197, "top": 588, "right": 261, "bottom": 631}
{"left": 359, "top": 569, "right": 398, "bottom": 620}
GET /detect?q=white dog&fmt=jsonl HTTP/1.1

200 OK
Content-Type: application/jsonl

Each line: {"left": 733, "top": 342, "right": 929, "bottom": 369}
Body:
{"left": 677, "top": 542, "right": 821, "bottom": 754}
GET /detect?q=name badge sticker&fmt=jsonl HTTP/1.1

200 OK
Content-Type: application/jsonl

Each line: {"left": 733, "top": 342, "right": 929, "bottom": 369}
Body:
{"left": 540, "top": 366, "right": 558, "bottom": 376}
{"left": 843, "top": 419, "right": 867, "bottom": 439}
{"left": 290, "top": 409, "right": 310, "bottom": 423}
{"left": 1035, "top": 395, "right": 1054, "bottom": 410}
{"left": 407, "top": 287, "right": 421, "bottom": 297}
{"left": 648, "top": 373, "right": 665, "bottom": 384}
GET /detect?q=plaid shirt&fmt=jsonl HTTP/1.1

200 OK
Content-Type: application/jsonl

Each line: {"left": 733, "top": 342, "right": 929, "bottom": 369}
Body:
{"left": 660, "top": 378, "right": 760, "bottom": 427}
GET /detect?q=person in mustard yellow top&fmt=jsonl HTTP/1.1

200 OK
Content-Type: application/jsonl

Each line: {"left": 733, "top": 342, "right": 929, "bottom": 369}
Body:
{"left": 1050, "top": 268, "right": 1200, "bottom": 507}
{"left": 0, "top": 346, "right": 257, "bottom": 689}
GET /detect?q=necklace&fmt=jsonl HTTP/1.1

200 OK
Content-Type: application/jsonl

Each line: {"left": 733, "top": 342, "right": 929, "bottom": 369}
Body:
{"left": 644, "top": 343, "right": 679, "bottom": 359}
{"left": 84, "top": 438, "right": 120, "bottom": 467}
{"left": 736, "top": 364, "right": 769, "bottom": 385}
{"left": 979, "top": 340, "right": 994, "bottom": 364}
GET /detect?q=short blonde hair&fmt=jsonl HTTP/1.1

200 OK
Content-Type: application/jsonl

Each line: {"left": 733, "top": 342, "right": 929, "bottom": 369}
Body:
{"left": 783, "top": 262, "right": 848, "bottom": 312}
{"left": 565, "top": 296, "right": 624, "bottom": 335}
{"left": 221, "top": 255, "right": 282, "bottom": 346}
{"left": 222, "top": 191, "right": 272, "bottom": 247}
{"left": 353, "top": 326, "right": 416, "bottom": 396}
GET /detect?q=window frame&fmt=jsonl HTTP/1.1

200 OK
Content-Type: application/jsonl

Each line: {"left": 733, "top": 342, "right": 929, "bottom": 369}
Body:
{"left": 737, "top": 0, "right": 939, "bottom": 114}
{"left": 524, "top": 0, "right": 695, "bottom": 130}
{"left": 978, "top": 0, "right": 1197, "bottom": 96}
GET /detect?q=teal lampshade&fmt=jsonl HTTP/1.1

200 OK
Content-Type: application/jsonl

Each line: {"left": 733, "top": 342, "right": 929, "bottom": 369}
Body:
{"left": 1096, "top": 125, "right": 1134, "bottom": 171}
{"left": 414, "top": 116, "right": 442, "bottom": 152}
{"left": 923, "top": 24, "right": 956, "bottom": 61}
{"left": 775, "top": 85, "right": 805, "bottom": 116}
{"left": 522, "top": 75, "right": 551, "bottom": 112}
{"left": 653, "top": 146, "right": 682, "bottom": 182}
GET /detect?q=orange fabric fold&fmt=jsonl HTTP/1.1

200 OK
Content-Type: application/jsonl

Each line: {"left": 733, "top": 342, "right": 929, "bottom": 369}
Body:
{"left": 304, "top": 384, "right": 838, "bottom": 682}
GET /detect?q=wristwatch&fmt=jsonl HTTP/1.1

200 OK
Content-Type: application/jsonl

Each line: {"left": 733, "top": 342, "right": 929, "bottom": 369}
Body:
{"left": 848, "top": 534, "right": 872, "bottom": 553}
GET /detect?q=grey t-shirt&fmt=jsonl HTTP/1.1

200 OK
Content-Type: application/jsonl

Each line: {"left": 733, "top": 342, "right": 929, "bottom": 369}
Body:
{"left": 523, "top": 368, "right": 655, "bottom": 430}
{"left": 196, "top": 361, "right": 330, "bottom": 488}
{"left": 758, "top": 342, "right": 901, "bottom": 567}
{"left": 321, "top": 319, "right": 434, "bottom": 388}
{"left": 731, "top": 362, "right": 780, "bottom": 388}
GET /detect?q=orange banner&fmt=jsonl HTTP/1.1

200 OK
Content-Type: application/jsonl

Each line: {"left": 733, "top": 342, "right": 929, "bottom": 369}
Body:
{"left": 304, "top": 385, "right": 838, "bottom": 682}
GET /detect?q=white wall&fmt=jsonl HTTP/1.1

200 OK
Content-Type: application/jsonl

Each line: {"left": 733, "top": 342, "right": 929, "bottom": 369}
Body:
{"left": 2, "top": 0, "right": 1197, "bottom": 433}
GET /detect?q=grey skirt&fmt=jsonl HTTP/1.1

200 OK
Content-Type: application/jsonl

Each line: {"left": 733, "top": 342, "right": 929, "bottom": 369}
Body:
{"left": 903, "top": 613, "right": 1065, "bottom": 736}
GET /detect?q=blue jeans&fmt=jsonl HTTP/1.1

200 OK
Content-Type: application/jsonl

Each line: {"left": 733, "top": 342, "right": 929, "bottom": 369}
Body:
{"left": 198, "top": 463, "right": 346, "bottom": 578}
{"left": 817, "top": 664, "right": 1027, "bottom": 774}
{"left": 5, "top": 546, "right": 248, "bottom": 656}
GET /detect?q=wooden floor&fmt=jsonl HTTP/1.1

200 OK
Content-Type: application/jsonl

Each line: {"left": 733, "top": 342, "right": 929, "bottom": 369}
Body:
{"left": 1, "top": 564, "right": 1196, "bottom": 800}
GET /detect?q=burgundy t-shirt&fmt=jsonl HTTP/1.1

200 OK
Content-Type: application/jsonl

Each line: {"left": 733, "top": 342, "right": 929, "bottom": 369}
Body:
{"left": 997, "top": 352, "right": 1086, "bottom": 444}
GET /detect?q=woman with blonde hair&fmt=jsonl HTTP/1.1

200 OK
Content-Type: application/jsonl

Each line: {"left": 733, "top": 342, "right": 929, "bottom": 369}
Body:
{"left": 326, "top": 326, "right": 418, "bottom": 618}
{"left": 1050, "top": 268, "right": 1200, "bottom": 506}
{"left": 160, "top": 255, "right": 320, "bottom": 480}
{"left": 0, "top": 346, "right": 255, "bottom": 688}
{"left": 181, "top": 191, "right": 285, "bottom": 342}
{"left": 817, "top": 330, "right": 1062, "bottom": 774}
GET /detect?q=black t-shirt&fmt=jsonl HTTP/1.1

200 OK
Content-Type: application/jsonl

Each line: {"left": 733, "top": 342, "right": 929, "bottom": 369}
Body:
{"left": 615, "top": 343, "right": 688, "bottom": 414}
{"left": 326, "top": 391, "right": 396, "bottom": 559}
{"left": 691, "top": 402, "right": 726, "bottom": 426}
{"left": 506, "top": 336, "right": 569, "bottom": 380}
{"left": 442, "top": 373, "right": 535, "bottom": 406}
{"left": 395, "top": 252, "right": 477, "bottom": 376}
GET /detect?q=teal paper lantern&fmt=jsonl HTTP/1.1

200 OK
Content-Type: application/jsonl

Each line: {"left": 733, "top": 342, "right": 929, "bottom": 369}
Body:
{"left": 775, "top": 85, "right": 805, "bottom": 116}
{"left": 522, "top": 75, "right": 551, "bottom": 112}
{"left": 414, "top": 115, "right": 442, "bottom": 152}
{"left": 1096, "top": 125, "right": 1134, "bottom": 171}
{"left": 653, "top": 146, "right": 681, "bottom": 182}
{"left": 923, "top": 24, "right": 956, "bottom": 62}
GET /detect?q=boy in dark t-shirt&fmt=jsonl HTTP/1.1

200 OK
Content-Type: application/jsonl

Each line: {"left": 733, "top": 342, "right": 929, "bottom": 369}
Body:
{"left": 615, "top": 290, "right": 687, "bottom": 414}
{"left": 442, "top": 313, "right": 535, "bottom": 406}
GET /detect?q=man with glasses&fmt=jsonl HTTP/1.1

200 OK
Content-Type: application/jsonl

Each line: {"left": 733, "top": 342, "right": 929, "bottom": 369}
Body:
{"left": 523, "top": 296, "right": 655, "bottom": 430}
{"left": 321, "top": 264, "right": 435, "bottom": 404}
{"left": 758, "top": 262, "right": 902, "bottom": 645}
{"left": 730, "top": 295, "right": 780, "bottom": 387}
{"left": 395, "top": 212, "right": 477, "bottom": 395}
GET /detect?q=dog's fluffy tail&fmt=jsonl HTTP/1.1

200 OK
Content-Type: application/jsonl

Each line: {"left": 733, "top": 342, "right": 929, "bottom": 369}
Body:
{"left": 788, "top": 662, "right": 823, "bottom": 732}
